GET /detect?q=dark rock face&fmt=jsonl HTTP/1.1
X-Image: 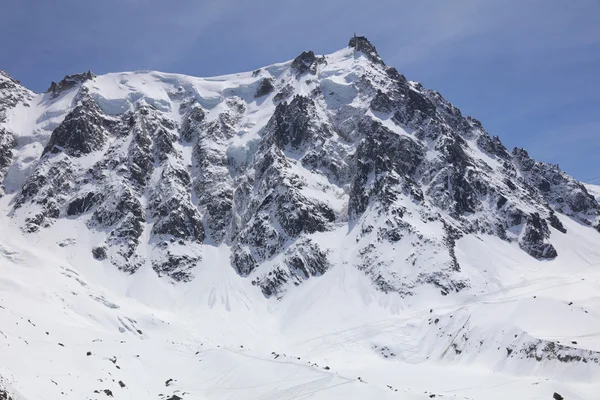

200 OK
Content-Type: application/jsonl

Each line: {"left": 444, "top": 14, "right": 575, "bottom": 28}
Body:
{"left": 150, "top": 166, "right": 204, "bottom": 242}
{"left": 548, "top": 211, "right": 567, "bottom": 233}
{"left": 16, "top": 158, "right": 74, "bottom": 232}
{"left": 180, "top": 101, "right": 205, "bottom": 142}
{"left": 231, "top": 143, "right": 334, "bottom": 279}
{"left": 92, "top": 246, "right": 107, "bottom": 260}
{"left": 67, "top": 192, "right": 103, "bottom": 216}
{"left": 269, "top": 95, "right": 327, "bottom": 149}
{"left": 350, "top": 119, "right": 424, "bottom": 218}
{"left": 513, "top": 147, "right": 599, "bottom": 224}
{"left": 255, "top": 78, "right": 275, "bottom": 98}
{"left": 0, "top": 388, "right": 13, "bottom": 400}
{"left": 43, "top": 94, "right": 109, "bottom": 157}
{"left": 46, "top": 70, "right": 95, "bottom": 98}
{"left": 0, "top": 70, "right": 33, "bottom": 111}
{"left": 229, "top": 95, "right": 338, "bottom": 295}
{"left": 519, "top": 213, "right": 557, "bottom": 259}
{"left": 90, "top": 186, "right": 145, "bottom": 273}
{"left": 477, "top": 134, "right": 510, "bottom": 159}
{"left": 516, "top": 338, "right": 600, "bottom": 365}
{"left": 273, "top": 84, "right": 294, "bottom": 104}
{"left": 370, "top": 90, "right": 394, "bottom": 114}
{"left": 0, "top": 128, "right": 15, "bottom": 196}
{"left": 14, "top": 95, "right": 207, "bottom": 280}
{"left": 290, "top": 51, "right": 325, "bottom": 76}
{"left": 349, "top": 35, "right": 384, "bottom": 65}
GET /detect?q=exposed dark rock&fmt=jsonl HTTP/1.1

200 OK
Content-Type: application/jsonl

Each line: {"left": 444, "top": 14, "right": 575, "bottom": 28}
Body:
{"left": 0, "top": 128, "right": 16, "bottom": 196}
{"left": 67, "top": 192, "right": 103, "bottom": 216}
{"left": 0, "top": 388, "right": 13, "bottom": 400}
{"left": 0, "top": 69, "right": 34, "bottom": 112}
{"left": 46, "top": 71, "right": 95, "bottom": 97}
{"left": 513, "top": 147, "right": 599, "bottom": 221}
{"left": 270, "top": 96, "right": 316, "bottom": 147}
{"left": 349, "top": 35, "right": 384, "bottom": 64}
{"left": 290, "top": 51, "right": 325, "bottom": 76}
{"left": 548, "top": 211, "right": 567, "bottom": 233}
{"left": 89, "top": 186, "right": 145, "bottom": 273}
{"left": 443, "top": 222, "right": 462, "bottom": 272}
{"left": 43, "top": 96, "right": 108, "bottom": 157}
{"left": 496, "top": 195, "right": 508, "bottom": 209}
{"left": 152, "top": 253, "right": 199, "bottom": 282}
{"left": 370, "top": 90, "right": 394, "bottom": 114}
{"left": 92, "top": 247, "right": 107, "bottom": 260}
{"left": 477, "top": 134, "right": 510, "bottom": 159}
{"left": 350, "top": 119, "right": 424, "bottom": 218}
{"left": 151, "top": 189, "right": 204, "bottom": 242}
{"left": 516, "top": 337, "right": 600, "bottom": 365}
{"left": 273, "top": 84, "right": 294, "bottom": 104}
{"left": 255, "top": 78, "right": 275, "bottom": 98}
{"left": 180, "top": 102, "right": 205, "bottom": 142}
{"left": 520, "top": 213, "right": 557, "bottom": 259}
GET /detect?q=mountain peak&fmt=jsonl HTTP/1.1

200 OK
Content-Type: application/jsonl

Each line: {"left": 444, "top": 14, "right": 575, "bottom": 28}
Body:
{"left": 348, "top": 34, "right": 384, "bottom": 65}
{"left": 0, "top": 70, "right": 21, "bottom": 86}
{"left": 290, "top": 51, "right": 326, "bottom": 76}
{"left": 46, "top": 70, "right": 95, "bottom": 97}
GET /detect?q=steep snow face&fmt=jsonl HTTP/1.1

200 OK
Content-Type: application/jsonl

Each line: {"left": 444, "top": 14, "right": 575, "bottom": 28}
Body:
{"left": 1, "top": 36, "right": 600, "bottom": 399}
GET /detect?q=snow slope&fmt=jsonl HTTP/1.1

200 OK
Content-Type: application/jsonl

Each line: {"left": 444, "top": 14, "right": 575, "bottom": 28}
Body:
{"left": 2, "top": 204, "right": 600, "bottom": 400}
{"left": 1, "top": 36, "right": 600, "bottom": 400}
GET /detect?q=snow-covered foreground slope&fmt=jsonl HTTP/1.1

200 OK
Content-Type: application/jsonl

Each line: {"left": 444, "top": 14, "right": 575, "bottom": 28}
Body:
{"left": 2, "top": 209, "right": 600, "bottom": 400}
{"left": 1, "top": 36, "right": 600, "bottom": 399}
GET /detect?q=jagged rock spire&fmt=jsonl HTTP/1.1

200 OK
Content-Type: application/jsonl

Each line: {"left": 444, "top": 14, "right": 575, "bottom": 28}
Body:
{"left": 290, "top": 51, "right": 326, "bottom": 76}
{"left": 46, "top": 70, "right": 95, "bottom": 97}
{"left": 349, "top": 35, "right": 384, "bottom": 65}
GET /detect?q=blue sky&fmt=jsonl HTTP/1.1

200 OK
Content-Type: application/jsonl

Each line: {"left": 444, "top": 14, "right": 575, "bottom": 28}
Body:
{"left": 2, "top": 0, "right": 599, "bottom": 182}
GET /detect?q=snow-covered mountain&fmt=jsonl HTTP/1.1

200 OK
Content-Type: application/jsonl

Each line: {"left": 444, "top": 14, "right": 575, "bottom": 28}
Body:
{"left": 1, "top": 37, "right": 600, "bottom": 400}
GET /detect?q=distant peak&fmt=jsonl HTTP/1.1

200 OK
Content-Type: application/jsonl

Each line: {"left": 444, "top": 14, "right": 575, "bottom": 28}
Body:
{"left": 290, "top": 51, "right": 326, "bottom": 76}
{"left": 348, "top": 35, "right": 384, "bottom": 65}
{"left": 46, "top": 70, "right": 95, "bottom": 97}
{"left": 0, "top": 69, "right": 22, "bottom": 85}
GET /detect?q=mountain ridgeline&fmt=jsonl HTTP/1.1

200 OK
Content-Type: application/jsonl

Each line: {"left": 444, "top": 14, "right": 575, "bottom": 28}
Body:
{"left": 1, "top": 36, "right": 599, "bottom": 298}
